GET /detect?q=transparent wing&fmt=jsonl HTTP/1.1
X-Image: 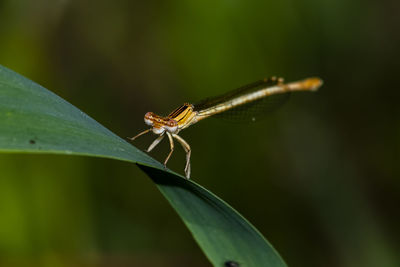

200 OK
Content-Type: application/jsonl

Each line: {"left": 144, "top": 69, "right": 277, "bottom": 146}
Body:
{"left": 213, "top": 93, "right": 290, "bottom": 122}
{"left": 193, "top": 77, "right": 290, "bottom": 122}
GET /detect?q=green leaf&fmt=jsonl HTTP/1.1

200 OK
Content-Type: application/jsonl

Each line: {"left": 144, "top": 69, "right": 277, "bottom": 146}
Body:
{"left": 0, "top": 65, "right": 286, "bottom": 267}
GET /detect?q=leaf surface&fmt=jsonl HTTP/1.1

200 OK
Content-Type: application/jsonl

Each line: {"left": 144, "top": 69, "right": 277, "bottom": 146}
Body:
{"left": 0, "top": 65, "right": 286, "bottom": 267}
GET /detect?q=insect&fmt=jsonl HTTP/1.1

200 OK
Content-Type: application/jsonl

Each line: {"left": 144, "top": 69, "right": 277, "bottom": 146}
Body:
{"left": 129, "top": 76, "right": 323, "bottom": 179}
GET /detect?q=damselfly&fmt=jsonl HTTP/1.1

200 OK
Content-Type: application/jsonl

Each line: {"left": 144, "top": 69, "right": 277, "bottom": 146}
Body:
{"left": 129, "top": 76, "right": 323, "bottom": 179}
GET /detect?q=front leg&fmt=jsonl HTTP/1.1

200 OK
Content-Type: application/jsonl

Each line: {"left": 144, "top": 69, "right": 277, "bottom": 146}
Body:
{"left": 147, "top": 134, "right": 165, "bottom": 152}
{"left": 128, "top": 128, "right": 151, "bottom": 141}
{"left": 172, "top": 134, "right": 191, "bottom": 179}
{"left": 164, "top": 132, "right": 175, "bottom": 168}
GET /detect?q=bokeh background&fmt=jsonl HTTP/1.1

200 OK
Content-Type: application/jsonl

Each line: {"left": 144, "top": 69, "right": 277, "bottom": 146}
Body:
{"left": 0, "top": 0, "right": 399, "bottom": 266}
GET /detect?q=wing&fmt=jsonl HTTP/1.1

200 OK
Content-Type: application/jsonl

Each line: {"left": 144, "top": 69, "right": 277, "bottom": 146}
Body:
{"left": 193, "top": 77, "right": 290, "bottom": 122}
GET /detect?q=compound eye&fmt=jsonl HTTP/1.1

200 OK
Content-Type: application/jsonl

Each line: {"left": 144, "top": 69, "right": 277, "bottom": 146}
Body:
{"left": 168, "top": 120, "right": 178, "bottom": 127}
{"left": 144, "top": 112, "right": 154, "bottom": 126}
{"left": 144, "top": 112, "right": 154, "bottom": 120}
{"left": 164, "top": 119, "right": 178, "bottom": 133}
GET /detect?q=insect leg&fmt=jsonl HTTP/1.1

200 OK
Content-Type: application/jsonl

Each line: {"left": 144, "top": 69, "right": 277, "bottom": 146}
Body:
{"left": 128, "top": 128, "right": 151, "bottom": 141}
{"left": 172, "top": 134, "right": 191, "bottom": 179}
{"left": 147, "top": 134, "right": 164, "bottom": 152}
{"left": 164, "top": 132, "right": 175, "bottom": 168}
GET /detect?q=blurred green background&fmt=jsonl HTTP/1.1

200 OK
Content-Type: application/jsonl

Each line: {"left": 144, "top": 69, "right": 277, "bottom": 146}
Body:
{"left": 0, "top": 0, "right": 399, "bottom": 266}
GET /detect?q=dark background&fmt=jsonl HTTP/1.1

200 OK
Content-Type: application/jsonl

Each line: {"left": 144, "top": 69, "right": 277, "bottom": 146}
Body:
{"left": 0, "top": 1, "right": 399, "bottom": 266}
